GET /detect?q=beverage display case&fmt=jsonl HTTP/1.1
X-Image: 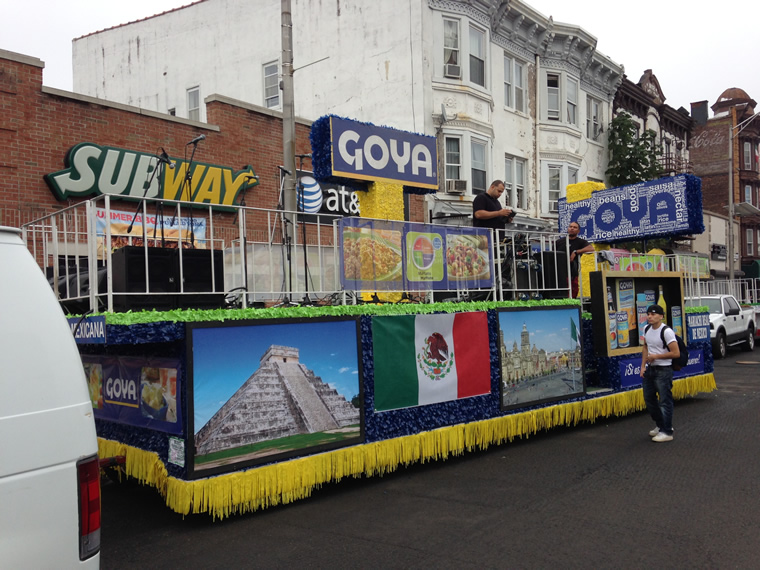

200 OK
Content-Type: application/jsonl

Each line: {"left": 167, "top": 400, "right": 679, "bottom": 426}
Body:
{"left": 589, "top": 270, "right": 685, "bottom": 357}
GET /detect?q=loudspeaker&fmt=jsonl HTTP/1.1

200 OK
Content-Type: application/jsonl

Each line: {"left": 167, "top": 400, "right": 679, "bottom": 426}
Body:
{"left": 175, "top": 249, "right": 226, "bottom": 309}
{"left": 534, "top": 251, "right": 570, "bottom": 298}
{"left": 111, "top": 246, "right": 177, "bottom": 311}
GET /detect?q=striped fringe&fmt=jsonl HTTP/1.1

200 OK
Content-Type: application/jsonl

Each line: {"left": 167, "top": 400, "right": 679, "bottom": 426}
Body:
{"left": 99, "top": 373, "right": 716, "bottom": 520}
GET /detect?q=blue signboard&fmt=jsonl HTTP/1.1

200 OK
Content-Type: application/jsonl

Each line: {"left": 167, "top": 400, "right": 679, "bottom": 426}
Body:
{"left": 81, "top": 354, "right": 183, "bottom": 435}
{"left": 329, "top": 117, "right": 437, "bottom": 189}
{"left": 686, "top": 313, "right": 710, "bottom": 344}
{"left": 619, "top": 348, "right": 705, "bottom": 388}
{"left": 68, "top": 315, "right": 106, "bottom": 344}
{"left": 339, "top": 217, "right": 493, "bottom": 291}
{"left": 558, "top": 174, "right": 703, "bottom": 242}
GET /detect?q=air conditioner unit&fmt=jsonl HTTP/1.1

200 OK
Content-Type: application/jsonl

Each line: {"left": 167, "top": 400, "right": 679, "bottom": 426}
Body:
{"left": 444, "top": 64, "right": 461, "bottom": 79}
{"left": 445, "top": 179, "right": 467, "bottom": 194}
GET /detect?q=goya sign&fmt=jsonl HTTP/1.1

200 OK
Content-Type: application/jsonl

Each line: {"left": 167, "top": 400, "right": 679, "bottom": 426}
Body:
{"left": 558, "top": 174, "right": 703, "bottom": 242}
{"left": 45, "top": 143, "right": 258, "bottom": 208}
{"left": 328, "top": 116, "right": 437, "bottom": 189}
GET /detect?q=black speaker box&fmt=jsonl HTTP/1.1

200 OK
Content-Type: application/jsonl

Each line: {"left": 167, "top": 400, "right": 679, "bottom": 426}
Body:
{"left": 111, "top": 246, "right": 177, "bottom": 311}
{"left": 534, "top": 251, "right": 570, "bottom": 299}
{"left": 175, "top": 249, "right": 225, "bottom": 310}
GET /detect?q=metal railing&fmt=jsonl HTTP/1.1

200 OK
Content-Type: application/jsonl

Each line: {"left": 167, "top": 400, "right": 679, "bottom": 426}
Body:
{"left": 22, "top": 194, "right": 732, "bottom": 312}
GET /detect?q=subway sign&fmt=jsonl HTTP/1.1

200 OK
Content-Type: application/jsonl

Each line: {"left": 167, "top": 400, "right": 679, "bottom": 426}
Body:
{"left": 45, "top": 143, "right": 258, "bottom": 208}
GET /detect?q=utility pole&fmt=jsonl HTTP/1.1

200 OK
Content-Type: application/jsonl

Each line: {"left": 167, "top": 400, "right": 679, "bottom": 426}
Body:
{"left": 728, "top": 105, "right": 736, "bottom": 281}
{"left": 281, "top": 0, "right": 297, "bottom": 294}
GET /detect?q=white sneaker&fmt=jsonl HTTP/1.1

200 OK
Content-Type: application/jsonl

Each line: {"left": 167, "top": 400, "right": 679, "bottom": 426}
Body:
{"left": 649, "top": 427, "right": 660, "bottom": 437}
{"left": 652, "top": 432, "right": 673, "bottom": 443}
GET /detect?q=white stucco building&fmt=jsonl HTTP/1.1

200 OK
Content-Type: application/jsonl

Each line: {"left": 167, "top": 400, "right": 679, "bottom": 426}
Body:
{"left": 73, "top": 0, "right": 623, "bottom": 227}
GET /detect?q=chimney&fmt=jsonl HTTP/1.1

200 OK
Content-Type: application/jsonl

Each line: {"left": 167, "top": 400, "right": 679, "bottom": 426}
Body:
{"left": 691, "top": 101, "right": 708, "bottom": 126}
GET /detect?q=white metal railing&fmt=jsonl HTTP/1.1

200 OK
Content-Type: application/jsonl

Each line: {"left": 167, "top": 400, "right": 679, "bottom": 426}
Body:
{"left": 22, "top": 195, "right": 732, "bottom": 312}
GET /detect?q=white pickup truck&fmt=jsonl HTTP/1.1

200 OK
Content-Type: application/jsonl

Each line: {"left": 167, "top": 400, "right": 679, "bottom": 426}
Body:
{"left": 689, "top": 294, "right": 755, "bottom": 358}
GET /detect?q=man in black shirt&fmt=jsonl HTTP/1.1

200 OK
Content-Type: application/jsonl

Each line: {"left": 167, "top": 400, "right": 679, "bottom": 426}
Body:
{"left": 472, "top": 180, "right": 514, "bottom": 231}
{"left": 555, "top": 221, "right": 594, "bottom": 298}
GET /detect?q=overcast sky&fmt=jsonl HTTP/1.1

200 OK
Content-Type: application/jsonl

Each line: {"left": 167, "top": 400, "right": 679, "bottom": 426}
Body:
{"left": 2, "top": 0, "right": 758, "bottom": 114}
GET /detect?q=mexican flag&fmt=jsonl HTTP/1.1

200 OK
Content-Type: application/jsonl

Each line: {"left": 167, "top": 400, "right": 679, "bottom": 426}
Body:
{"left": 373, "top": 312, "right": 491, "bottom": 412}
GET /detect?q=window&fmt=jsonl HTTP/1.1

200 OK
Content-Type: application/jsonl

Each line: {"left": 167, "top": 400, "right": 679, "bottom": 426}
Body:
{"left": 567, "top": 79, "right": 578, "bottom": 125}
{"left": 187, "top": 87, "right": 200, "bottom": 121}
{"left": 587, "top": 96, "right": 601, "bottom": 140}
{"left": 504, "top": 55, "right": 525, "bottom": 113}
{"left": 548, "top": 165, "right": 561, "bottom": 212}
{"left": 444, "top": 19, "right": 459, "bottom": 66}
{"left": 469, "top": 26, "right": 485, "bottom": 87}
{"left": 568, "top": 167, "right": 579, "bottom": 186}
{"left": 263, "top": 61, "right": 280, "bottom": 108}
{"left": 547, "top": 74, "right": 560, "bottom": 120}
{"left": 744, "top": 142, "right": 752, "bottom": 170}
{"left": 505, "top": 155, "right": 527, "bottom": 209}
{"left": 471, "top": 139, "right": 487, "bottom": 193}
{"left": 746, "top": 185, "right": 753, "bottom": 204}
{"left": 747, "top": 228, "right": 754, "bottom": 256}
{"left": 445, "top": 136, "right": 461, "bottom": 180}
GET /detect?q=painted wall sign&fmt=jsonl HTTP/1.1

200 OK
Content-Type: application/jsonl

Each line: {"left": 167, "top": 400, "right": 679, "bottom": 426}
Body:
{"left": 558, "top": 174, "right": 703, "bottom": 242}
{"left": 45, "top": 143, "right": 258, "bottom": 208}
{"left": 329, "top": 117, "right": 437, "bottom": 189}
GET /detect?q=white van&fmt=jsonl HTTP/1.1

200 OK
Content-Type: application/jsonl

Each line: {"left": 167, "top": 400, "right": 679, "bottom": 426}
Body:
{"left": 0, "top": 226, "right": 101, "bottom": 567}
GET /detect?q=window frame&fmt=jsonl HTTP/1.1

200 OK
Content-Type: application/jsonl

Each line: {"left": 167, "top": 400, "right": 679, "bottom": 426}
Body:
{"left": 504, "top": 54, "right": 525, "bottom": 113}
{"left": 444, "top": 135, "right": 462, "bottom": 182}
{"left": 443, "top": 18, "right": 460, "bottom": 67}
{"left": 505, "top": 155, "right": 527, "bottom": 209}
{"left": 747, "top": 227, "right": 754, "bottom": 256}
{"left": 547, "top": 73, "right": 560, "bottom": 121}
{"left": 567, "top": 78, "right": 578, "bottom": 126}
{"left": 263, "top": 61, "right": 280, "bottom": 109}
{"left": 187, "top": 86, "right": 200, "bottom": 122}
{"left": 587, "top": 96, "right": 601, "bottom": 140}
{"left": 468, "top": 25, "right": 486, "bottom": 87}
{"left": 745, "top": 184, "right": 753, "bottom": 204}
{"left": 548, "top": 164, "right": 562, "bottom": 213}
{"left": 744, "top": 141, "right": 752, "bottom": 170}
{"left": 471, "top": 138, "right": 488, "bottom": 194}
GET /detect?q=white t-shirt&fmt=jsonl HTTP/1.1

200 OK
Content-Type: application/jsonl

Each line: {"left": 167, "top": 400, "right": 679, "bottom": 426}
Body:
{"left": 644, "top": 324, "right": 677, "bottom": 366}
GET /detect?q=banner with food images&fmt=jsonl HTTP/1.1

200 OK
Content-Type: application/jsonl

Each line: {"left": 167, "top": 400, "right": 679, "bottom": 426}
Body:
{"left": 80, "top": 354, "right": 182, "bottom": 435}
{"left": 339, "top": 218, "right": 493, "bottom": 291}
{"left": 372, "top": 312, "right": 491, "bottom": 411}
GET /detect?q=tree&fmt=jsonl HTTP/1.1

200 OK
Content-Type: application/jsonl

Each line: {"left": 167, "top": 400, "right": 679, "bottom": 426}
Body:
{"left": 605, "top": 112, "right": 661, "bottom": 187}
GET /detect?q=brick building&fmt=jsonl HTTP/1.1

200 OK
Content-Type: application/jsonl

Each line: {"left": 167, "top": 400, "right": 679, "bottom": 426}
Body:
{"left": 0, "top": 48, "right": 426, "bottom": 305}
{"left": 690, "top": 88, "right": 760, "bottom": 277}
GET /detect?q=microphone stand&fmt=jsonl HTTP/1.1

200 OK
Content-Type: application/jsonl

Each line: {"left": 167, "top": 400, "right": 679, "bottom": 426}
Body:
{"left": 275, "top": 166, "right": 296, "bottom": 307}
{"left": 296, "top": 155, "right": 313, "bottom": 305}
{"left": 183, "top": 139, "right": 202, "bottom": 249}
{"left": 127, "top": 153, "right": 167, "bottom": 245}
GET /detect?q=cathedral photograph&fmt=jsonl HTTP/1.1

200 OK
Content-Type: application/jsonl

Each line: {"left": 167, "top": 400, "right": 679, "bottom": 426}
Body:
{"left": 188, "top": 318, "right": 363, "bottom": 476}
{"left": 498, "top": 307, "right": 584, "bottom": 410}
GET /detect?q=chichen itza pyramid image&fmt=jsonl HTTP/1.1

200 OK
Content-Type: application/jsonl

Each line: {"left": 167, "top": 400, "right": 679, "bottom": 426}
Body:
{"left": 194, "top": 345, "right": 360, "bottom": 456}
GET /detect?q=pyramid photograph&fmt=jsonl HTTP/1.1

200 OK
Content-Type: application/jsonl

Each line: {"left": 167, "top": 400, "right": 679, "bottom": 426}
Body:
{"left": 189, "top": 318, "right": 363, "bottom": 474}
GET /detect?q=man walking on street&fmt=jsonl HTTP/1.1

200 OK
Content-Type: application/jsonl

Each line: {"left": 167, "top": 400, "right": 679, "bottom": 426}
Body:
{"left": 640, "top": 304, "right": 679, "bottom": 442}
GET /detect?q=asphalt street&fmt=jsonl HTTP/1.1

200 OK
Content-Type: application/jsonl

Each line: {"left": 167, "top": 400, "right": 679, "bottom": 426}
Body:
{"left": 101, "top": 352, "right": 760, "bottom": 569}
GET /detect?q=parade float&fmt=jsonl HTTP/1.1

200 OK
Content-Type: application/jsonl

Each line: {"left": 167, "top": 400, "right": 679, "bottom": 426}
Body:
{"left": 59, "top": 118, "right": 714, "bottom": 518}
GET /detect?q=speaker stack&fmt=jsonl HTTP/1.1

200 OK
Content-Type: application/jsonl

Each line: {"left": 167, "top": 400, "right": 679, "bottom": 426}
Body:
{"left": 111, "top": 246, "right": 225, "bottom": 312}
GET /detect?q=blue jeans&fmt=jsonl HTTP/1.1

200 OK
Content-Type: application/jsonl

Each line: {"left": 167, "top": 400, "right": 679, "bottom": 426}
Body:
{"left": 642, "top": 365, "right": 674, "bottom": 435}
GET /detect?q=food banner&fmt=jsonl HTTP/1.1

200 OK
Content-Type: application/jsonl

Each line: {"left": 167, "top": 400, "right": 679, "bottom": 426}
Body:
{"left": 81, "top": 354, "right": 183, "bottom": 435}
{"left": 339, "top": 217, "right": 492, "bottom": 291}
{"left": 96, "top": 207, "right": 207, "bottom": 252}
